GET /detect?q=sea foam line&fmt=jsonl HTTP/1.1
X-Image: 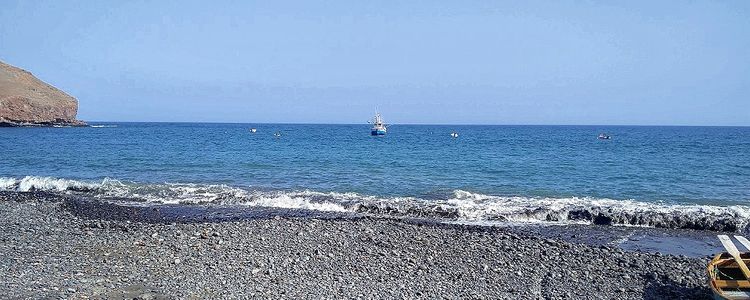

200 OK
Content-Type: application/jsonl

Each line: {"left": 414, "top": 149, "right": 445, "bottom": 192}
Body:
{"left": 1, "top": 176, "right": 749, "bottom": 231}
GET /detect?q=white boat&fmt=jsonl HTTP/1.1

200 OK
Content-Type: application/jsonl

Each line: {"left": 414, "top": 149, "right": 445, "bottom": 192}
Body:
{"left": 249, "top": 128, "right": 257, "bottom": 133}
{"left": 369, "top": 112, "right": 387, "bottom": 136}
{"left": 450, "top": 131, "right": 459, "bottom": 138}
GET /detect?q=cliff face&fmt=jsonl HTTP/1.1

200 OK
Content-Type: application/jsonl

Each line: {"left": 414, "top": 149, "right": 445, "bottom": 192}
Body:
{"left": 0, "top": 60, "right": 85, "bottom": 126}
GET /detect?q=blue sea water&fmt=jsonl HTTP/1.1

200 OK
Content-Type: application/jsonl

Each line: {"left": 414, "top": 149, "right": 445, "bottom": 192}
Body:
{"left": 1, "top": 123, "right": 749, "bottom": 227}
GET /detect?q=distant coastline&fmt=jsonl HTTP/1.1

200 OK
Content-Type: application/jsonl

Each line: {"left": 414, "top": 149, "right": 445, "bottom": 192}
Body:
{"left": 0, "top": 60, "right": 86, "bottom": 127}
{"left": 55, "top": 121, "right": 750, "bottom": 127}
{"left": 0, "top": 119, "right": 88, "bottom": 127}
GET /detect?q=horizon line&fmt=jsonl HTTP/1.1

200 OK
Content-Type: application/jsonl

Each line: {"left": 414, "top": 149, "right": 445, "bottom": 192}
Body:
{"left": 80, "top": 120, "right": 750, "bottom": 127}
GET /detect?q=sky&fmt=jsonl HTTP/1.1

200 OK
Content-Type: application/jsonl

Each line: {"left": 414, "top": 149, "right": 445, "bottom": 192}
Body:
{"left": 1, "top": 0, "right": 748, "bottom": 125}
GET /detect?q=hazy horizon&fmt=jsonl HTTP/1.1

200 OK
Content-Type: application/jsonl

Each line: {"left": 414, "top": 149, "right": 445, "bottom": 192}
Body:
{"left": 80, "top": 121, "right": 749, "bottom": 127}
{"left": 2, "top": 1, "right": 749, "bottom": 126}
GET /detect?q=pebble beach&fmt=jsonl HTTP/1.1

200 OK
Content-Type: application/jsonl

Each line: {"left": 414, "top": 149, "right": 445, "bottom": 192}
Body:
{"left": 1, "top": 191, "right": 713, "bottom": 299}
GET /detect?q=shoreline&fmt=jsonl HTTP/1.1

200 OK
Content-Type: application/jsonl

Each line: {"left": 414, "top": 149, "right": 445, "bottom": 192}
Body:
{"left": 58, "top": 191, "right": 724, "bottom": 258}
{"left": 2, "top": 175, "right": 748, "bottom": 235}
{"left": 0, "top": 119, "right": 87, "bottom": 127}
{"left": 1, "top": 191, "right": 715, "bottom": 299}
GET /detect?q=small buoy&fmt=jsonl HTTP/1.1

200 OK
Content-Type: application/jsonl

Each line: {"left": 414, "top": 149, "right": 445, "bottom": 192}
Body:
{"left": 274, "top": 131, "right": 282, "bottom": 137}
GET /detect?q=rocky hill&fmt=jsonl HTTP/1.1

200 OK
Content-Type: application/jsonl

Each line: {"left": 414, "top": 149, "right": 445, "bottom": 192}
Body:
{"left": 0, "top": 60, "right": 85, "bottom": 127}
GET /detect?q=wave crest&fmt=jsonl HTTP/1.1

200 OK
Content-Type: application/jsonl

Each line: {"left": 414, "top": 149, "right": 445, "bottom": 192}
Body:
{"left": 1, "top": 176, "right": 748, "bottom": 232}
{"left": 0, "top": 176, "right": 99, "bottom": 192}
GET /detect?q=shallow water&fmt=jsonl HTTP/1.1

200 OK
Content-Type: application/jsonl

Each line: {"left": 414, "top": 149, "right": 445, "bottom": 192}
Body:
{"left": 508, "top": 223, "right": 724, "bottom": 257}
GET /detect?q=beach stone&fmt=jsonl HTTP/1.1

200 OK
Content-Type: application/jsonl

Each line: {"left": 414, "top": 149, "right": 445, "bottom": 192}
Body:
{"left": 135, "top": 292, "right": 157, "bottom": 300}
{"left": 0, "top": 191, "right": 714, "bottom": 299}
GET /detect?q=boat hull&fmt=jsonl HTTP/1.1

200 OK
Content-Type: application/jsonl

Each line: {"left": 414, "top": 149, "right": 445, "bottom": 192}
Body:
{"left": 708, "top": 253, "right": 750, "bottom": 300}
{"left": 371, "top": 130, "right": 386, "bottom": 136}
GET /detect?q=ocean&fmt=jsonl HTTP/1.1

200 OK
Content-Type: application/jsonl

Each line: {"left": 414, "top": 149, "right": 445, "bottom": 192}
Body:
{"left": 1, "top": 123, "right": 748, "bottom": 230}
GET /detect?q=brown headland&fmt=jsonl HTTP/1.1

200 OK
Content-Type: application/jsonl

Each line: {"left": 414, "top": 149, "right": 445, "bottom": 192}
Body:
{"left": 0, "top": 60, "right": 85, "bottom": 127}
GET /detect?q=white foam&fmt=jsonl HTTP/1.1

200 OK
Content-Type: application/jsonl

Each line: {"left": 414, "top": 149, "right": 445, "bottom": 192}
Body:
{"left": 442, "top": 189, "right": 750, "bottom": 224}
{"left": 0, "top": 176, "right": 99, "bottom": 192}
{"left": 2, "top": 176, "right": 749, "bottom": 231}
{"left": 348, "top": 190, "right": 750, "bottom": 231}
{"left": 241, "top": 191, "right": 348, "bottom": 212}
{"left": 0, "top": 177, "right": 17, "bottom": 190}
{"left": 101, "top": 184, "right": 351, "bottom": 212}
{"left": 94, "top": 181, "right": 249, "bottom": 204}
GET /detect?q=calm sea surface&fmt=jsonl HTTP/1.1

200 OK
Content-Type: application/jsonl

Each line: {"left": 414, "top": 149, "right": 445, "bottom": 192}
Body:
{"left": 1, "top": 123, "right": 748, "bottom": 205}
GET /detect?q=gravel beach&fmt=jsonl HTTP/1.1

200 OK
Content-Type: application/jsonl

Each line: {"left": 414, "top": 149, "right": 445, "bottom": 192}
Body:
{"left": 1, "top": 192, "right": 713, "bottom": 299}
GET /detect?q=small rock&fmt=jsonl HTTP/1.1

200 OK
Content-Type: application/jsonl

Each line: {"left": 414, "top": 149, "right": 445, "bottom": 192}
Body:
{"left": 135, "top": 292, "right": 157, "bottom": 300}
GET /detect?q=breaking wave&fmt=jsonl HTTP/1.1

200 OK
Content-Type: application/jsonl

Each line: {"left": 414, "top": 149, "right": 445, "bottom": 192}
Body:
{"left": 2, "top": 176, "right": 749, "bottom": 232}
{"left": 1, "top": 176, "right": 99, "bottom": 192}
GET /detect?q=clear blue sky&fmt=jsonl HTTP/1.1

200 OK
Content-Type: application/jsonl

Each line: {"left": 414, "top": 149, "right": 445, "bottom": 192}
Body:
{"left": 1, "top": 1, "right": 748, "bottom": 125}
